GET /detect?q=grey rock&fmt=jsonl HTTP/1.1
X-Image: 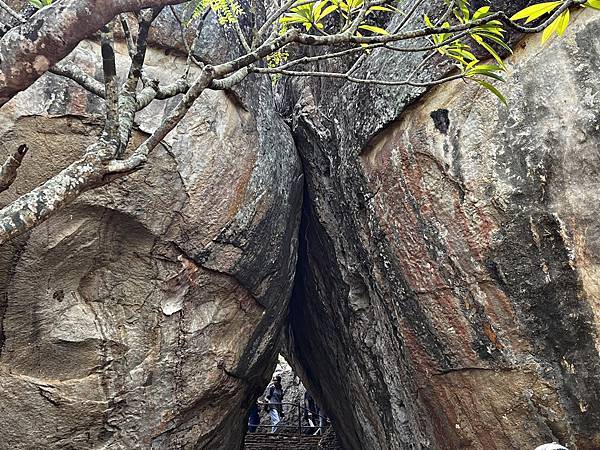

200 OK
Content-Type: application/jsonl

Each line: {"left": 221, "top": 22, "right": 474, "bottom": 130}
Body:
{"left": 0, "top": 31, "right": 302, "bottom": 450}
{"left": 1, "top": 2, "right": 600, "bottom": 450}
{"left": 285, "top": 7, "right": 600, "bottom": 450}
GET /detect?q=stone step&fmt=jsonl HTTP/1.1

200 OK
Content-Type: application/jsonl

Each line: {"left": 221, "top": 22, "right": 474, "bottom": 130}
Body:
{"left": 244, "top": 432, "right": 336, "bottom": 450}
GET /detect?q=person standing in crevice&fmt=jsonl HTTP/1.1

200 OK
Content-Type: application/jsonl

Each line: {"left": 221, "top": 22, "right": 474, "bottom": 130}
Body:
{"left": 247, "top": 401, "right": 260, "bottom": 433}
{"left": 303, "top": 390, "right": 318, "bottom": 434}
{"left": 264, "top": 375, "right": 284, "bottom": 433}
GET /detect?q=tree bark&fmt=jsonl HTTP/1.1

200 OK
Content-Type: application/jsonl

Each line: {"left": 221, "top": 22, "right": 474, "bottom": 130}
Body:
{"left": 0, "top": 144, "right": 27, "bottom": 193}
{"left": 0, "top": 0, "right": 185, "bottom": 106}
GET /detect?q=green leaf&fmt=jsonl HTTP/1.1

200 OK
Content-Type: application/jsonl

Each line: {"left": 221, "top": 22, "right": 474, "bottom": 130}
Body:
{"left": 585, "top": 0, "right": 600, "bottom": 10}
{"left": 319, "top": 4, "right": 339, "bottom": 19}
{"left": 479, "top": 40, "right": 505, "bottom": 68}
{"left": 358, "top": 24, "right": 389, "bottom": 35}
{"left": 542, "top": 14, "right": 561, "bottom": 43}
{"left": 280, "top": 15, "right": 306, "bottom": 24}
{"left": 424, "top": 14, "right": 434, "bottom": 28}
{"left": 556, "top": 9, "right": 570, "bottom": 35}
{"left": 511, "top": 1, "right": 561, "bottom": 22}
{"left": 472, "top": 6, "right": 490, "bottom": 20}
{"left": 474, "top": 32, "right": 513, "bottom": 54}
{"left": 474, "top": 23, "right": 506, "bottom": 37}
{"left": 474, "top": 79, "right": 507, "bottom": 106}
{"left": 458, "top": 2, "right": 470, "bottom": 21}
{"left": 467, "top": 64, "right": 506, "bottom": 82}
{"left": 469, "top": 63, "right": 504, "bottom": 72}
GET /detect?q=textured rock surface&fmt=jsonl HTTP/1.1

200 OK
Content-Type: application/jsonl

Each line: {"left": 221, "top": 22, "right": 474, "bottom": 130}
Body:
{"left": 0, "top": 32, "right": 302, "bottom": 450}
{"left": 2, "top": 1, "right": 600, "bottom": 449}
{"left": 285, "top": 7, "right": 600, "bottom": 450}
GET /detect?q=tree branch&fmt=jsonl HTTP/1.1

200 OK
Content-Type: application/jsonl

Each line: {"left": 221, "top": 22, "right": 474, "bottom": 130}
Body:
{"left": 0, "top": 0, "right": 24, "bottom": 24}
{"left": 0, "top": 0, "right": 188, "bottom": 107}
{"left": 0, "top": 144, "right": 27, "bottom": 193}
{"left": 100, "top": 23, "right": 120, "bottom": 143}
{"left": 49, "top": 61, "right": 106, "bottom": 98}
{"left": 0, "top": 140, "right": 141, "bottom": 245}
{"left": 0, "top": 0, "right": 587, "bottom": 249}
{"left": 116, "top": 65, "right": 215, "bottom": 170}
{"left": 117, "top": 7, "right": 162, "bottom": 154}
{"left": 119, "top": 13, "right": 136, "bottom": 58}
{"left": 251, "top": 66, "right": 464, "bottom": 87}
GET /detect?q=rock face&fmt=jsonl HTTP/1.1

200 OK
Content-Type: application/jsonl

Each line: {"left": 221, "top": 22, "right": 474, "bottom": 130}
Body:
{"left": 285, "top": 7, "right": 600, "bottom": 450}
{"left": 0, "top": 28, "right": 302, "bottom": 450}
{"left": 2, "top": 2, "right": 600, "bottom": 450}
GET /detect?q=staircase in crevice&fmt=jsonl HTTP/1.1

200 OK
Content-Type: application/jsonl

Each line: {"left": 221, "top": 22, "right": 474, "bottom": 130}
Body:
{"left": 244, "top": 427, "right": 343, "bottom": 449}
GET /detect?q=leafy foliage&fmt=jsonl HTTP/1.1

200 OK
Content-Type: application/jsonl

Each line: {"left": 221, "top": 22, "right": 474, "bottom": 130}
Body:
{"left": 511, "top": 0, "right": 599, "bottom": 43}
{"left": 28, "top": 0, "right": 52, "bottom": 9}
{"left": 511, "top": 1, "right": 568, "bottom": 43}
{"left": 424, "top": 2, "right": 509, "bottom": 104}
{"left": 178, "top": 0, "right": 598, "bottom": 104}
{"left": 186, "top": 0, "right": 243, "bottom": 25}
{"left": 266, "top": 50, "right": 290, "bottom": 82}
{"left": 422, "top": 0, "right": 597, "bottom": 103}
{"left": 280, "top": 1, "right": 340, "bottom": 31}
{"left": 279, "top": 0, "right": 394, "bottom": 35}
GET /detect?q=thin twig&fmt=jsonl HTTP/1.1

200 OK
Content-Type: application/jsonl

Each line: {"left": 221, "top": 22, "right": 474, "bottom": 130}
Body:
{"left": 50, "top": 61, "right": 106, "bottom": 98}
{"left": 0, "top": 0, "right": 24, "bottom": 23}
{"left": 119, "top": 14, "right": 137, "bottom": 58}
{"left": 251, "top": 66, "right": 464, "bottom": 87}
{"left": 0, "top": 144, "right": 27, "bottom": 193}
{"left": 100, "top": 23, "right": 119, "bottom": 144}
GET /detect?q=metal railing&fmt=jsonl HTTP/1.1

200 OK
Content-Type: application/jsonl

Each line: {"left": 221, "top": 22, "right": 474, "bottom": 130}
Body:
{"left": 248, "top": 401, "right": 329, "bottom": 435}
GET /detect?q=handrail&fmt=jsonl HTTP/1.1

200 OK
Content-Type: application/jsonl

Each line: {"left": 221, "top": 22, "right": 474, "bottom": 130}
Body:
{"left": 258, "top": 400, "right": 328, "bottom": 421}
{"left": 250, "top": 400, "right": 329, "bottom": 435}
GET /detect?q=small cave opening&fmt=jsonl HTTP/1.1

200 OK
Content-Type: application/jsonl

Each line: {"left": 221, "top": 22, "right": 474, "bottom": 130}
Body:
{"left": 242, "top": 355, "right": 340, "bottom": 448}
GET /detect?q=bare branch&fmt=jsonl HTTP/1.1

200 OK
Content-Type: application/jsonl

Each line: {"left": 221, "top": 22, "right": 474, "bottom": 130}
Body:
{"left": 270, "top": 32, "right": 469, "bottom": 75}
{"left": 0, "top": 0, "right": 24, "bottom": 23}
{"left": 49, "top": 61, "right": 106, "bottom": 98}
{"left": 393, "top": 0, "right": 425, "bottom": 33}
{"left": 185, "top": 9, "right": 212, "bottom": 77}
{"left": 0, "top": 144, "right": 27, "bottom": 193}
{"left": 210, "top": 67, "right": 250, "bottom": 90}
{"left": 136, "top": 78, "right": 190, "bottom": 109}
{"left": 118, "top": 7, "right": 163, "bottom": 154}
{"left": 214, "top": 29, "right": 301, "bottom": 77}
{"left": 0, "top": 0, "right": 189, "bottom": 107}
{"left": 251, "top": 66, "right": 464, "bottom": 87}
{"left": 120, "top": 14, "right": 137, "bottom": 58}
{"left": 119, "top": 66, "right": 216, "bottom": 169}
{"left": 233, "top": 20, "right": 252, "bottom": 53}
{"left": 169, "top": 5, "right": 191, "bottom": 55}
{"left": 100, "top": 24, "right": 120, "bottom": 143}
{"left": 0, "top": 140, "right": 141, "bottom": 245}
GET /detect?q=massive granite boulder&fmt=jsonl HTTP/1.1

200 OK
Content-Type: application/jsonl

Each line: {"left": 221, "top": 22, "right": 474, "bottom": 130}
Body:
{"left": 1, "top": 1, "right": 600, "bottom": 449}
{"left": 285, "top": 7, "right": 600, "bottom": 450}
{"left": 0, "top": 24, "right": 302, "bottom": 450}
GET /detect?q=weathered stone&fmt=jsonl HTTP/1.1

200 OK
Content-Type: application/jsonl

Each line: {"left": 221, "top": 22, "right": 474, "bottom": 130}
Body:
{"left": 286, "top": 7, "right": 600, "bottom": 450}
{"left": 0, "top": 31, "right": 302, "bottom": 450}
{"left": 2, "top": 1, "right": 600, "bottom": 449}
